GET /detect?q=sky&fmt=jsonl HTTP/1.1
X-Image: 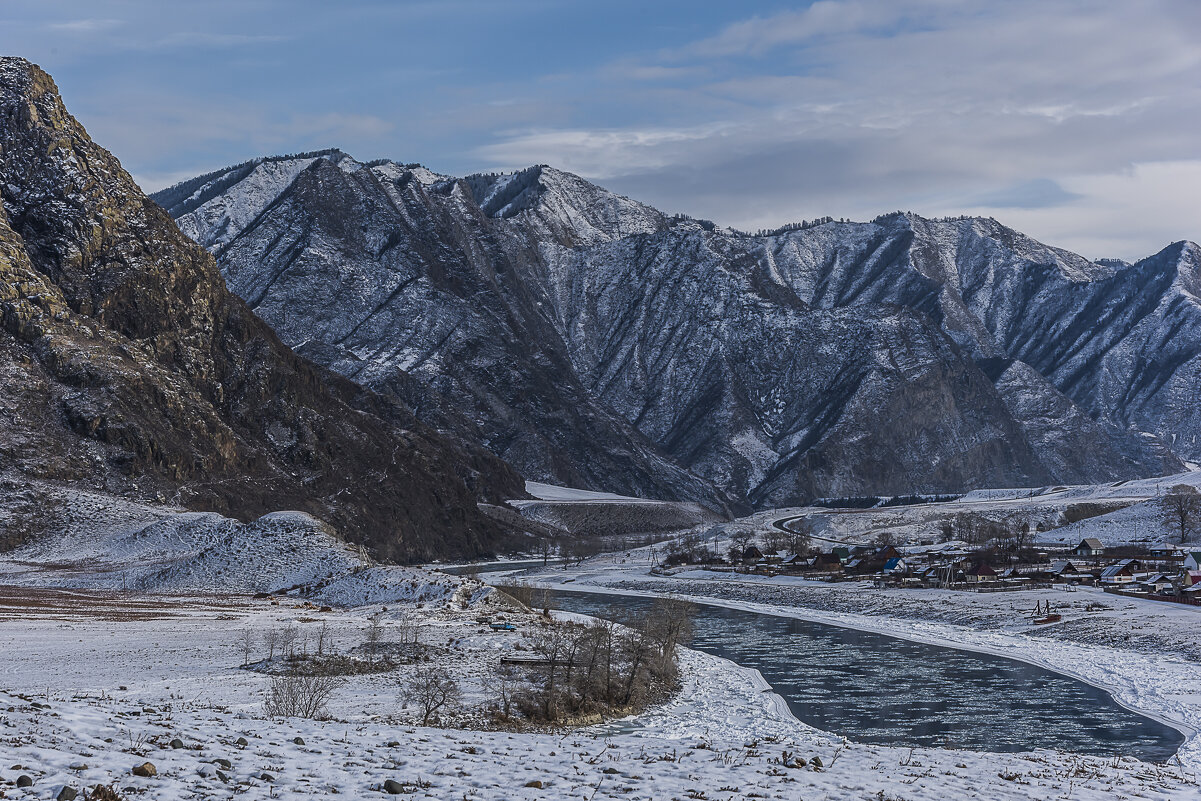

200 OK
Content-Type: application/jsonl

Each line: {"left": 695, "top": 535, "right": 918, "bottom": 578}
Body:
{"left": 2, "top": 0, "right": 1199, "bottom": 261}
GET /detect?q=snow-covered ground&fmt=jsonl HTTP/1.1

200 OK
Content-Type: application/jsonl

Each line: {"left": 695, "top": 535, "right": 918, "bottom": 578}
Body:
{"left": 519, "top": 481, "right": 659, "bottom": 504}
{"left": 714, "top": 467, "right": 1201, "bottom": 547}
{"left": 4, "top": 482, "right": 1201, "bottom": 799}
{"left": 2, "top": 587, "right": 1196, "bottom": 800}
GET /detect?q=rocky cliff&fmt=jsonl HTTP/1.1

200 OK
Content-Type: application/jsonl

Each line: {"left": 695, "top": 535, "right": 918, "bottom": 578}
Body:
{"left": 0, "top": 58, "right": 526, "bottom": 561}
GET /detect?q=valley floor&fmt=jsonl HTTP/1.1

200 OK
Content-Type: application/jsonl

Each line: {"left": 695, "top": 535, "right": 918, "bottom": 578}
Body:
{"left": 2, "top": 581, "right": 1198, "bottom": 800}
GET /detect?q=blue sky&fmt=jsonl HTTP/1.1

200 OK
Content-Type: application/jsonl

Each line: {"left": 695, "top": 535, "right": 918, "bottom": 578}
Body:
{"left": 3, "top": 0, "right": 1199, "bottom": 260}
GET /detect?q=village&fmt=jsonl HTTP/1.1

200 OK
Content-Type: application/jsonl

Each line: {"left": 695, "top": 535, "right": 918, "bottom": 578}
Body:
{"left": 654, "top": 516, "right": 1201, "bottom": 617}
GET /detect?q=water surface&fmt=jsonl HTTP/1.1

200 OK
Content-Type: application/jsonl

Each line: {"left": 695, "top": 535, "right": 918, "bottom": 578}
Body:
{"left": 550, "top": 589, "right": 1184, "bottom": 761}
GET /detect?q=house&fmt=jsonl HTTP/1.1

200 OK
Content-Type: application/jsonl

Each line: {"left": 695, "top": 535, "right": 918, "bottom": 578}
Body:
{"left": 1184, "top": 552, "right": 1201, "bottom": 571}
{"left": 1139, "top": 573, "right": 1175, "bottom": 593}
{"left": 832, "top": 547, "right": 851, "bottom": 562}
{"left": 1047, "top": 561, "right": 1083, "bottom": 583}
{"left": 1073, "top": 538, "right": 1106, "bottom": 557}
{"left": 812, "top": 552, "right": 844, "bottom": 571}
{"left": 1182, "top": 570, "right": 1201, "bottom": 587}
{"left": 1100, "top": 561, "right": 1136, "bottom": 584}
{"left": 874, "top": 545, "right": 902, "bottom": 561}
{"left": 965, "top": 562, "right": 997, "bottom": 582}
{"left": 1148, "top": 543, "right": 1182, "bottom": 559}
{"left": 882, "top": 557, "right": 908, "bottom": 575}
{"left": 740, "top": 546, "right": 765, "bottom": 563}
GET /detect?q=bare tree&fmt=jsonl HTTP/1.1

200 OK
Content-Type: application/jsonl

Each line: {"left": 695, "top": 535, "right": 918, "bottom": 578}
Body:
{"left": 761, "top": 526, "right": 787, "bottom": 554}
{"left": 1163, "top": 485, "right": 1201, "bottom": 544}
{"left": 537, "top": 537, "right": 555, "bottom": 566}
{"left": 279, "top": 623, "right": 299, "bottom": 660}
{"left": 873, "top": 530, "right": 896, "bottom": 548}
{"left": 403, "top": 663, "right": 462, "bottom": 725}
{"left": 729, "top": 528, "right": 754, "bottom": 560}
{"left": 533, "top": 586, "right": 555, "bottom": 617}
{"left": 263, "top": 672, "right": 343, "bottom": 718}
{"left": 263, "top": 628, "right": 281, "bottom": 662}
{"left": 394, "top": 610, "right": 420, "bottom": 647}
{"left": 782, "top": 519, "right": 814, "bottom": 558}
{"left": 237, "top": 629, "right": 257, "bottom": 667}
{"left": 315, "top": 622, "right": 332, "bottom": 657}
{"left": 489, "top": 663, "right": 522, "bottom": 720}
{"left": 363, "top": 611, "right": 386, "bottom": 664}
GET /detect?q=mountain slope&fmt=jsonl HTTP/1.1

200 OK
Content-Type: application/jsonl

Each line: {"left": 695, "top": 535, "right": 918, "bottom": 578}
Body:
{"left": 0, "top": 57, "right": 526, "bottom": 562}
{"left": 157, "top": 154, "right": 1189, "bottom": 508}
{"left": 158, "top": 155, "right": 732, "bottom": 510}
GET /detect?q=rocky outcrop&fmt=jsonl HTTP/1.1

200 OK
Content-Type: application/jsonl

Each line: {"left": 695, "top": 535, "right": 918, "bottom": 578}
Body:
{"left": 0, "top": 57, "right": 526, "bottom": 561}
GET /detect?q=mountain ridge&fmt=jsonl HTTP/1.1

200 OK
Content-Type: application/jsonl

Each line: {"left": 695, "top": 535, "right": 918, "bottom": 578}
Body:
{"left": 154, "top": 150, "right": 1195, "bottom": 508}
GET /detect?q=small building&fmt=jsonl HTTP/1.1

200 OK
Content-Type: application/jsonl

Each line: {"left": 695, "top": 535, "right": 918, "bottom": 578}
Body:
{"left": 1182, "top": 570, "right": 1201, "bottom": 587}
{"left": 1139, "top": 573, "right": 1175, "bottom": 593}
{"left": 1047, "top": 561, "right": 1083, "bottom": 583}
{"left": 1073, "top": 538, "right": 1106, "bottom": 558}
{"left": 1100, "top": 561, "right": 1136, "bottom": 584}
{"left": 740, "top": 546, "right": 765, "bottom": 563}
{"left": 875, "top": 545, "right": 902, "bottom": 561}
{"left": 812, "top": 552, "right": 844, "bottom": 571}
{"left": 883, "top": 557, "right": 908, "bottom": 575}
{"left": 1184, "top": 552, "right": 1201, "bottom": 571}
{"left": 965, "top": 563, "right": 997, "bottom": 582}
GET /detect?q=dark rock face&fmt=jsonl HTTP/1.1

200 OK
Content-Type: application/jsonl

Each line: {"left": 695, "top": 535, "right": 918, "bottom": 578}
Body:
{"left": 0, "top": 58, "right": 525, "bottom": 562}
{"left": 157, "top": 153, "right": 1193, "bottom": 509}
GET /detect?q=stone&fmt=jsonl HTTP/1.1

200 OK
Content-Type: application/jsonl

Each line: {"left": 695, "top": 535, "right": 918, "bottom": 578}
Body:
{"left": 16, "top": 775, "right": 33, "bottom": 787}
{"left": 260, "top": 773, "right": 275, "bottom": 783}
{"left": 292, "top": 737, "right": 305, "bottom": 746}
{"left": 810, "top": 756, "right": 823, "bottom": 769}
{"left": 169, "top": 739, "right": 184, "bottom": 749}
{"left": 525, "top": 780, "right": 544, "bottom": 788}
{"left": 383, "top": 779, "right": 405, "bottom": 794}
{"left": 214, "top": 758, "right": 232, "bottom": 769}
{"left": 602, "top": 767, "right": 619, "bottom": 774}
{"left": 235, "top": 737, "right": 248, "bottom": 747}
{"left": 216, "top": 771, "right": 229, "bottom": 784}
{"left": 56, "top": 787, "right": 78, "bottom": 801}
{"left": 131, "top": 762, "right": 156, "bottom": 778}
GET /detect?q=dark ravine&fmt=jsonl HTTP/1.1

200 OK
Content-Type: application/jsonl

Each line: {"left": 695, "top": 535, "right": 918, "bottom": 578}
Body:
{"left": 0, "top": 57, "right": 527, "bottom": 562}
{"left": 156, "top": 152, "right": 1194, "bottom": 509}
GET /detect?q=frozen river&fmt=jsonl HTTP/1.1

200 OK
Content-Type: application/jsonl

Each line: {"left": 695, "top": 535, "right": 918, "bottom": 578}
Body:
{"left": 549, "top": 589, "right": 1185, "bottom": 761}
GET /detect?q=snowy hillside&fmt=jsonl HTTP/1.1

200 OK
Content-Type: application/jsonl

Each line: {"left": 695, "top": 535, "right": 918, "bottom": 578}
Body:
{"left": 0, "top": 484, "right": 475, "bottom": 605}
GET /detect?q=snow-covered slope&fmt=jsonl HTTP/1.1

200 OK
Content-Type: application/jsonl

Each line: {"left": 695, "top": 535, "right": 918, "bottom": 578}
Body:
{"left": 154, "top": 154, "right": 1194, "bottom": 508}
{"left": 0, "top": 483, "right": 477, "bottom": 605}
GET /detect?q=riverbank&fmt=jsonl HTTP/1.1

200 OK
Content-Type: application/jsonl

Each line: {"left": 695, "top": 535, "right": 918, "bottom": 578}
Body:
{"left": 518, "top": 551, "right": 1201, "bottom": 774}
{"left": 1, "top": 585, "right": 1195, "bottom": 800}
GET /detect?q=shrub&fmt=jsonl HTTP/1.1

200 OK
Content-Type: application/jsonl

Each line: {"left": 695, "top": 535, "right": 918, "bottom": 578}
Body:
{"left": 262, "top": 671, "right": 343, "bottom": 718}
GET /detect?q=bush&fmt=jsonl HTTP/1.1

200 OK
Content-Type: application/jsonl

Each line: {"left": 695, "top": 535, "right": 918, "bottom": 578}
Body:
{"left": 262, "top": 671, "right": 343, "bottom": 718}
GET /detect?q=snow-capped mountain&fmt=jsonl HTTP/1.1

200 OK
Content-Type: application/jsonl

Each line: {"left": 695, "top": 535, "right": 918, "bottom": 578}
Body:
{"left": 0, "top": 59, "right": 525, "bottom": 561}
{"left": 154, "top": 151, "right": 1193, "bottom": 508}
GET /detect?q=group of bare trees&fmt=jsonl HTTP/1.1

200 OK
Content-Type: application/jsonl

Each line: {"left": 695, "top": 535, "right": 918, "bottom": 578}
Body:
{"left": 239, "top": 622, "right": 327, "bottom": 667}
{"left": 496, "top": 596, "right": 694, "bottom": 723}
{"left": 1162, "top": 484, "right": 1201, "bottom": 544}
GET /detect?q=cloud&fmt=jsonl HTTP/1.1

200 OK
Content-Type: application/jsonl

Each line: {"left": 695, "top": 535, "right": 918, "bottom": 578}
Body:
{"left": 472, "top": 0, "right": 1201, "bottom": 260}
{"left": 47, "top": 19, "right": 124, "bottom": 33}
{"left": 963, "top": 179, "right": 1082, "bottom": 210}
